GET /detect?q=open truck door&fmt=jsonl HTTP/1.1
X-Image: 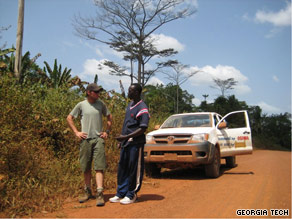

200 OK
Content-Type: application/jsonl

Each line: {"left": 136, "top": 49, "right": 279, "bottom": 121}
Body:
{"left": 216, "top": 110, "right": 253, "bottom": 157}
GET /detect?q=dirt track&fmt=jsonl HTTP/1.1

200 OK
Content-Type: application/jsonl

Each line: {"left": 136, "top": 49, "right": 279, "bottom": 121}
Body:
{"left": 38, "top": 150, "right": 291, "bottom": 218}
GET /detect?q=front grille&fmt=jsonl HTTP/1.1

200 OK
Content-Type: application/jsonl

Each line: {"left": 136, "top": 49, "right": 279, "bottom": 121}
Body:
{"left": 175, "top": 140, "right": 189, "bottom": 144}
{"left": 153, "top": 134, "right": 192, "bottom": 144}
{"left": 150, "top": 151, "right": 192, "bottom": 156}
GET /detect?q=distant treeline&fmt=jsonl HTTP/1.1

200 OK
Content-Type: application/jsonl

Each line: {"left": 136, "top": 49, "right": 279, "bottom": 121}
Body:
{"left": 144, "top": 84, "right": 291, "bottom": 150}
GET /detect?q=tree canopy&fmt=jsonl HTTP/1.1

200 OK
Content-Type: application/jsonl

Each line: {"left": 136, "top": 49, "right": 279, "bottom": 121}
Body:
{"left": 73, "top": 0, "right": 196, "bottom": 88}
{"left": 144, "top": 83, "right": 194, "bottom": 114}
{"left": 211, "top": 77, "right": 238, "bottom": 97}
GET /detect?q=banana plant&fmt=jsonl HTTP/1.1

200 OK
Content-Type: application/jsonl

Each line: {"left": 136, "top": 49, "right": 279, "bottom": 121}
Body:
{"left": 0, "top": 50, "right": 42, "bottom": 82}
{"left": 94, "top": 74, "right": 98, "bottom": 83}
{"left": 43, "top": 59, "right": 72, "bottom": 88}
{"left": 0, "top": 47, "right": 15, "bottom": 56}
{"left": 69, "top": 76, "right": 88, "bottom": 93}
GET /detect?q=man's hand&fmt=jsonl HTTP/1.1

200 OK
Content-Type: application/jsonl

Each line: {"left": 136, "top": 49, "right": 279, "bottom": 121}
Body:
{"left": 115, "top": 135, "right": 128, "bottom": 142}
{"left": 100, "top": 132, "right": 108, "bottom": 139}
{"left": 75, "top": 131, "right": 88, "bottom": 140}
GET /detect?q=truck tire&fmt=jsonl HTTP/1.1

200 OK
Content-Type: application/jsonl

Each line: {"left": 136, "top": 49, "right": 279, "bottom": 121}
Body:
{"left": 205, "top": 147, "right": 220, "bottom": 178}
{"left": 225, "top": 156, "right": 236, "bottom": 168}
{"left": 145, "top": 163, "right": 161, "bottom": 177}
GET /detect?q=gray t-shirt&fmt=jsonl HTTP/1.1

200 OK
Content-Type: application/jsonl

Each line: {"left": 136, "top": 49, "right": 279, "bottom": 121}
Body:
{"left": 70, "top": 99, "right": 110, "bottom": 138}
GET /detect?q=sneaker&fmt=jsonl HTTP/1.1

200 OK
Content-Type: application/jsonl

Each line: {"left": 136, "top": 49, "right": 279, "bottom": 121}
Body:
{"left": 109, "top": 196, "right": 121, "bottom": 203}
{"left": 120, "top": 194, "right": 137, "bottom": 205}
{"left": 96, "top": 191, "right": 105, "bottom": 206}
{"left": 79, "top": 187, "right": 94, "bottom": 203}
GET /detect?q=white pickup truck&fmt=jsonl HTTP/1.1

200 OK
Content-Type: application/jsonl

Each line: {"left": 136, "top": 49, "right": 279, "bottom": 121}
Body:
{"left": 144, "top": 110, "right": 253, "bottom": 178}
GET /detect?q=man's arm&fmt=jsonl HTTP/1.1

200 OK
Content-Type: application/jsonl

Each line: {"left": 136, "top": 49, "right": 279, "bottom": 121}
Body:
{"left": 115, "top": 127, "right": 147, "bottom": 142}
{"left": 66, "top": 114, "right": 88, "bottom": 139}
{"left": 100, "top": 114, "right": 113, "bottom": 139}
{"left": 115, "top": 106, "right": 149, "bottom": 142}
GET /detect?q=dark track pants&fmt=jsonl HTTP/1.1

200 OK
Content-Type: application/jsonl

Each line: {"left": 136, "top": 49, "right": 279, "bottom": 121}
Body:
{"left": 116, "top": 144, "right": 144, "bottom": 199}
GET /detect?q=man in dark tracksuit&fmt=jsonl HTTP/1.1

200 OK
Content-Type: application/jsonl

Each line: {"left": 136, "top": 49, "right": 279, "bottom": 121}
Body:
{"left": 109, "top": 83, "right": 150, "bottom": 205}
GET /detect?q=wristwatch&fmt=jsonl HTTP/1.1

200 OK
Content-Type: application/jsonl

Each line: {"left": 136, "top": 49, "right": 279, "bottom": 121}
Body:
{"left": 105, "top": 130, "right": 110, "bottom": 135}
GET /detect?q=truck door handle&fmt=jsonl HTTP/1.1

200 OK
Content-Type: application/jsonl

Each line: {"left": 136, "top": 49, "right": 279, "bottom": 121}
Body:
{"left": 243, "top": 131, "right": 250, "bottom": 134}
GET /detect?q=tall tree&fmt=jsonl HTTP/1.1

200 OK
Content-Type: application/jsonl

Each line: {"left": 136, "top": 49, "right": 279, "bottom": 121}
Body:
{"left": 14, "top": 0, "right": 25, "bottom": 79}
{"left": 248, "top": 105, "right": 264, "bottom": 135}
{"left": 100, "top": 45, "right": 177, "bottom": 87}
{"left": 162, "top": 60, "right": 199, "bottom": 113}
{"left": 202, "top": 94, "right": 209, "bottom": 101}
{"left": 212, "top": 95, "right": 248, "bottom": 115}
{"left": 211, "top": 78, "right": 238, "bottom": 97}
{"left": 144, "top": 83, "right": 194, "bottom": 114}
{"left": 73, "top": 0, "right": 196, "bottom": 87}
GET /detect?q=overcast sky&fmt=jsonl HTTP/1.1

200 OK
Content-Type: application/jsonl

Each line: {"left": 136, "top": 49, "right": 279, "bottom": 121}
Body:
{"left": 0, "top": 0, "right": 291, "bottom": 115}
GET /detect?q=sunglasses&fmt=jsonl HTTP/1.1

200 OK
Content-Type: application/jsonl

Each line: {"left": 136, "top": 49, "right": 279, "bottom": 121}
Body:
{"left": 93, "top": 90, "right": 101, "bottom": 94}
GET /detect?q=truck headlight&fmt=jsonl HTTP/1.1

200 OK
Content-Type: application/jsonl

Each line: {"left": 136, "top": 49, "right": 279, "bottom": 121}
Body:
{"left": 189, "top": 133, "right": 209, "bottom": 143}
{"left": 146, "top": 135, "right": 155, "bottom": 144}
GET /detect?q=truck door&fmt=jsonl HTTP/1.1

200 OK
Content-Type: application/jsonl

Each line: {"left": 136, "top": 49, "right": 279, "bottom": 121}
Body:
{"left": 216, "top": 110, "right": 253, "bottom": 157}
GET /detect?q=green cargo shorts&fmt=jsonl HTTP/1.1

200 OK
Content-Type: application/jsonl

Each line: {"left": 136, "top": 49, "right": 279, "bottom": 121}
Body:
{"left": 79, "top": 137, "right": 106, "bottom": 172}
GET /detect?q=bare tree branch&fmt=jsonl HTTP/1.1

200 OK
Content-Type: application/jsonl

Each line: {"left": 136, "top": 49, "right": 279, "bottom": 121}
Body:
{"left": 73, "top": 0, "right": 197, "bottom": 87}
{"left": 161, "top": 60, "right": 200, "bottom": 113}
{"left": 211, "top": 78, "right": 238, "bottom": 97}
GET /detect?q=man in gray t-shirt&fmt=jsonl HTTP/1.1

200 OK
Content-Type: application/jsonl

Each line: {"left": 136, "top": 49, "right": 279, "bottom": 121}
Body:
{"left": 67, "top": 83, "right": 112, "bottom": 206}
{"left": 70, "top": 99, "right": 108, "bottom": 138}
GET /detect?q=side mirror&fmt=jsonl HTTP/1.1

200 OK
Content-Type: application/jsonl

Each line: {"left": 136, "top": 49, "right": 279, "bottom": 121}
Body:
{"left": 154, "top": 125, "right": 160, "bottom": 130}
{"left": 218, "top": 121, "right": 227, "bottom": 129}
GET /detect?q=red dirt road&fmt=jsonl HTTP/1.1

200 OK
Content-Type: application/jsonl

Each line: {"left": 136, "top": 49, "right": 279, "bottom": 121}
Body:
{"left": 38, "top": 150, "right": 291, "bottom": 218}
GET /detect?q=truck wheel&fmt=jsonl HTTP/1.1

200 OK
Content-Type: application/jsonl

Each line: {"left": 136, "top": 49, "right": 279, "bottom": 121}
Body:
{"left": 225, "top": 156, "right": 236, "bottom": 168}
{"left": 205, "top": 147, "right": 220, "bottom": 178}
{"left": 145, "top": 163, "right": 161, "bottom": 177}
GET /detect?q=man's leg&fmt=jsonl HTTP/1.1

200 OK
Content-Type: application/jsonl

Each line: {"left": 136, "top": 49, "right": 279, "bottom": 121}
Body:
{"left": 120, "top": 145, "right": 144, "bottom": 205}
{"left": 96, "top": 170, "right": 104, "bottom": 189}
{"left": 127, "top": 145, "right": 144, "bottom": 196}
{"left": 116, "top": 147, "right": 129, "bottom": 198}
{"left": 84, "top": 169, "right": 92, "bottom": 188}
{"left": 109, "top": 147, "right": 128, "bottom": 203}
{"left": 79, "top": 140, "right": 94, "bottom": 203}
{"left": 93, "top": 138, "right": 106, "bottom": 206}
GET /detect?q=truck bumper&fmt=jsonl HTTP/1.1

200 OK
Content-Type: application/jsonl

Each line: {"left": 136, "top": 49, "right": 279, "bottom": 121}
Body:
{"left": 144, "top": 141, "right": 214, "bottom": 167}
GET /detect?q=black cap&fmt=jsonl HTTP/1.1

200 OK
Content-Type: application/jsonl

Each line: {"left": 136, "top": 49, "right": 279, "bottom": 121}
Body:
{"left": 86, "top": 83, "right": 104, "bottom": 92}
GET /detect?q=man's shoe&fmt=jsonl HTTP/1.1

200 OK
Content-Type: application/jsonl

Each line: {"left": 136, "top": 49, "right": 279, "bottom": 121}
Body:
{"left": 96, "top": 191, "right": 105, "bottom": 206}
{"left": 109, "top": 196, "right": 121, "bottom": 203}
{"left": 120, "top": 194, "right": 137, "bottom": 205}
{"left": 79, "top": 187, "right": 94, "bottom": 203}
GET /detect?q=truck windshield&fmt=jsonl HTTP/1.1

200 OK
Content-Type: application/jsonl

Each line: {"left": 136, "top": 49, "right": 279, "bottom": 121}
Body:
{"left": 161, "top": 114, "right": 211, "bottom": 128}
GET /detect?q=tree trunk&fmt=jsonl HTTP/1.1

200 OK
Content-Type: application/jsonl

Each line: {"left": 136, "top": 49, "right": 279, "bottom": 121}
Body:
{"left": 14, "top": 0, "right": 25, "bottom": 79}
{"left": 137, "top": 55, "right": 142, "bottom": 85}
{"left": 130, "top": 58, "right": 133, "bottom": 84}
{"left": 137, "top": 37, "right": 143, "bottom": 85}
{"left": 176, "top": 84, "right": 179, "bottom": 113}
{"left": 142, "top": 62, "right": 145, "bottom": 88}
